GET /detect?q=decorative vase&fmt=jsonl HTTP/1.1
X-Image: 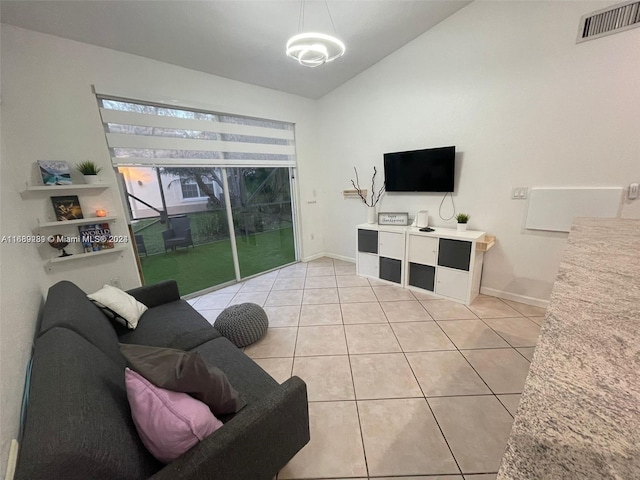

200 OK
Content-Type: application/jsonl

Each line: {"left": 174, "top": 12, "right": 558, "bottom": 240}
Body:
{"left": 367, "top": 206, "right": 376, "bottom": 224}
{"left": 83, "top": 174, "right": 100, "bottom": 184}
{"left": 457, "top": 223, "right": 467, "bottom": 232}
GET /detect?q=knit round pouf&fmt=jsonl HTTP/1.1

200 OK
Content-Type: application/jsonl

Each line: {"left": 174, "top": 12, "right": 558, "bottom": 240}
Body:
{"left": 214, "top": 303, "right": 269, "bottom": 348}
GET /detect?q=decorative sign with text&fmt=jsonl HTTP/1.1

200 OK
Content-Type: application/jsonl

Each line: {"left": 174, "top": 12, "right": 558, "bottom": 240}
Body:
{"left": 377, "top": 212, "right": 409, "bottom": 226}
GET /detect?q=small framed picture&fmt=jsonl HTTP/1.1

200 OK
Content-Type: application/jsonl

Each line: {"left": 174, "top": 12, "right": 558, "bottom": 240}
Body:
{"left": 51, "top": 195, "right": 84, "bottom": 221}
{"left": 378, "top": 212, "right": 409, "bottom": 226}
{"left": 38, "top": 161, "right": 73, "bottom": 185}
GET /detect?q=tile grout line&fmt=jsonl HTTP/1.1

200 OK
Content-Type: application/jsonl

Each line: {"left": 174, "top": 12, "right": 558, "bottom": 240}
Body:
{"left": 385, "top": 309, "right": 465, "bottom": 478}
{"left": 343, "top": 289, "right": 372, "bottom": 480}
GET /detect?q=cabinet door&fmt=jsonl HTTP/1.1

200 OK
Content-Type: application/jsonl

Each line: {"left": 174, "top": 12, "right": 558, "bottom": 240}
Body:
{"left": 358, "top": 229, "right": 378, "bottom": 254}
{"left": 408, "top": 235, "right": 438, "bottom": 266}
{"left": 357, "top": 252, "right": 379, "bottom": 278}
{"left": 409, "top": 262, "right": 435, "bottom": 291}
{"left": 438, "top": 238, "right": 471, "bottom": 271}
{"left": 435, "top": 267, "right": 469, "bottom": 302}
{"left": 379, "top": 257, "right": 402, "bottom": 284}
{"left": 379, "top": 231, "right": 404, "bottom": 260}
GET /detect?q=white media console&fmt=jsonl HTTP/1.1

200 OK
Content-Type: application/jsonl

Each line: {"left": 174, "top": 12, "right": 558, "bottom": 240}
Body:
{"left": 356, "top": 223, "right": 495, "bottom": 305}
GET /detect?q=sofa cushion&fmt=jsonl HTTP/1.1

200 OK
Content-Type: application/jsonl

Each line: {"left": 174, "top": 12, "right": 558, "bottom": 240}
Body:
{"left": 88, "top": 284, "right": 148, "bottom": 329}
{"left": 120, "top": 343, "right": 246, "bottom": 414}
{"left": 117, "top": 299, "right": 220, "bottom": 350}
{"left": 15, "top": 328, "right": 162, "bottom": 480}
{"left": 125, "top": 368, "right": 223, "bottom": 464}
{"left": 38, "top": 280, "right": 125, "bottom": 365}
{"left": 126, "top": 280, "right": 180, "bottom": 309}
{"left": 193, "top": 337, "right": 279, "bottom": 411}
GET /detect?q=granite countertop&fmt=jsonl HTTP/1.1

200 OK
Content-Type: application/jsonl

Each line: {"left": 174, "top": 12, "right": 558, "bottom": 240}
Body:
{"left": 497, "top": 217, "right": 640, "bottom": 480}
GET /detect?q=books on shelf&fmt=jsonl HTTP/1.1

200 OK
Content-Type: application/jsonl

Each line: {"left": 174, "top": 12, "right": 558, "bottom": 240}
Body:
{"left": 38, "top": 161, "right": 72, "bottom": 185}
{"left": 78, "top": 223, "right": 114, "bottom": 253}
{"left": 51, "top": 195, "right": 84, "bottom": 221}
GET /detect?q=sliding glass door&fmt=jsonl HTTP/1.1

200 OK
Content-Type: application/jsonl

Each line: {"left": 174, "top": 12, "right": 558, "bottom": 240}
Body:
{"left": 119, "top": 165, "right": 296, "bottom": 295}
{"left": 227, "top": 167, "right": 296, "bottom": 278}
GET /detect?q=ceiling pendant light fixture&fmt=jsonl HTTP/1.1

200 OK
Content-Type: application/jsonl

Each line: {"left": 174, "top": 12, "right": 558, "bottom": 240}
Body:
{"left": 286, "top": 0, "right": 345, "bottom": 67}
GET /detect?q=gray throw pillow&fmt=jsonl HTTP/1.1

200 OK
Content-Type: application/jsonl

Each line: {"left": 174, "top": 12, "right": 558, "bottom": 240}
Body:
{"left": 120, "top": 343, "right": 246, "bottom": 415}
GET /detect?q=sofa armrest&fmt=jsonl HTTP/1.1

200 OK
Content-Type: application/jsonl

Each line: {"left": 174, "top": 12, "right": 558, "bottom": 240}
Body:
{"left": 150, "top": 376, "right": 310, "bottom": 480}
{"left": 126, "top": 280, "right": 181, "bottom": 308}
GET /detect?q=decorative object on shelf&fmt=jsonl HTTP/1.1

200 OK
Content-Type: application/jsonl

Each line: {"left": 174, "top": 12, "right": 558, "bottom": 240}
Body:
{"left": 37, "top": 161, "right": 72, "bottom": 185}
{"left": 456, "top": 213, "right": 470, "bottom": 232}
{"left": 415, "top": 210, "right": 429, "bottom": 228}
{"left": 286, "top": 0, "right": 345, "bottom": 67}
{"left": 96, "top": 209, "right": 107, "bottom": 217}
{"left": 367, "top": 206, "right": 376, "bottom": 224}
{"left": 51, "top": 195, "right": 84, "bottom": 221}
{"left": 78, "top": 223, "right": 114, "bottom": 253}
{"left": 351, "top": 166, "right": 385, "bottom": 224}
{"left": 48, "top": 234, "right": 72, "bottom": 257}
{"left": 76, "top": 161, "right": 103, "bottom": 184}
{"left": 343, "top": 188, "right": 368, "bottom": 198}
{"left": 378, "top": 212, "right": 409, "bottom": 226}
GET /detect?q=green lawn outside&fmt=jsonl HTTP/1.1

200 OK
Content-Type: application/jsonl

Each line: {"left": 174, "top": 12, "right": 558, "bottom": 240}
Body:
{"left": 139, "top": 227, "right": 295, "bottom": 296}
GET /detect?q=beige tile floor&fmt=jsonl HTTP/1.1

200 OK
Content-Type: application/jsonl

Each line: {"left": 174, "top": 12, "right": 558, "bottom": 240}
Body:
{"left": 190, "top": 257, "right": 547, "bottom": 480}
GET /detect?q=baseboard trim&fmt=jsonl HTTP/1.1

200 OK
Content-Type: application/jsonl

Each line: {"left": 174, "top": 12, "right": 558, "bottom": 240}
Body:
{"left": 300, "top": 253, "right": 326, "bottom": 263}
{"left": 301, "top": 253, "right": 355, "bottom": 264}
{"left": 325, "top": 253, "right": 355, "bottom": 263}
{"left": 480, "top": 287, "right": 550, "bottom": 308}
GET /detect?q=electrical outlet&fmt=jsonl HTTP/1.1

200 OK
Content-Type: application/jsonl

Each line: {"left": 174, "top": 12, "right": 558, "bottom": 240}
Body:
{"left": 109, "top": 276, "right": 122, "bottom": 289}
{"left": 310, "top": 233, "right": 314, "bottom": 240}
{"left": 629, "top": 182, "right": 639, "bottom": 200}
{"left": 511, "top": 187, "right": 528, "bottom": 199}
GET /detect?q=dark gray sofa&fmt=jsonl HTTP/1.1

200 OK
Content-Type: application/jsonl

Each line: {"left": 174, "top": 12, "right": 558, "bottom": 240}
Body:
{"left": 15, "top": 280, "right": 309, "bottom": 480}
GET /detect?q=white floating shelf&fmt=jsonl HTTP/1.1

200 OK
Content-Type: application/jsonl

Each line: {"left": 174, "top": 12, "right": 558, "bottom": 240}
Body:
{"left": 38, "top": 216, "right": 117, "bottom": 229}
{"left": 47, "top": 245, "right": 126, "bottom": 265}
{"left": 21, "top": 183, "right": 111, "bottom": 197}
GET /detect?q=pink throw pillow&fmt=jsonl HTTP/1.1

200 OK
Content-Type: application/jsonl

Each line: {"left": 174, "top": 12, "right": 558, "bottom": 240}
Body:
{"left": 125, "top": 368, "right": 223, "bottom": 463}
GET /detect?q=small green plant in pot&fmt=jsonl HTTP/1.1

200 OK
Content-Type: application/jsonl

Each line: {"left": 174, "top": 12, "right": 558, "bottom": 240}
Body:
{"left": 76, "top": 161, "right": 103, "bottom": 184}
{"left": 456, "top": 213, "right": 470, "bottom": 232}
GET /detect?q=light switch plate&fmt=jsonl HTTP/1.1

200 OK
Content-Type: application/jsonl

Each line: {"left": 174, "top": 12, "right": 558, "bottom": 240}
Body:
{"left": 512, "top": 187, "right": 528, "bottom": 199}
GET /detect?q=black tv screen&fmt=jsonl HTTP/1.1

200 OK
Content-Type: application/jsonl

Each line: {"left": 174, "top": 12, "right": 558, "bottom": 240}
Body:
{"left": 384, "top": 146, "right": 455, "bottom": 192}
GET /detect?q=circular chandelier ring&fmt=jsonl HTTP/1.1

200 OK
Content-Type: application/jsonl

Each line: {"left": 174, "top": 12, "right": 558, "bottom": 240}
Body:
{"left": 286, "top": 32, "right": 346, "bottom": 65}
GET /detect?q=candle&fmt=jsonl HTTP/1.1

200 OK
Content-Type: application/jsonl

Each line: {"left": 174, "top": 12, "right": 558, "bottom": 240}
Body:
{"left": 96, "top": 209, "right": 107, "bottom": 217}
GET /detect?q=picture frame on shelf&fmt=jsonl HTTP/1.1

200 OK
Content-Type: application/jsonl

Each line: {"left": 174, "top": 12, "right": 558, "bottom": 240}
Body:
{"left": 37, "top": 161, "right": 73, "bottom": 185}
{"left": 51, "top": 195, "right": 84, "bottom": 221}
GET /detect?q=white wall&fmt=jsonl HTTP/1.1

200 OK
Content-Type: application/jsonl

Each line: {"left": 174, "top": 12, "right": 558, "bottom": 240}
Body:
{"left": 317, "top": 0, "right": 640, "bottom": 304}
{"left": 0, "top": 24, "right": 320, "bottom": 475}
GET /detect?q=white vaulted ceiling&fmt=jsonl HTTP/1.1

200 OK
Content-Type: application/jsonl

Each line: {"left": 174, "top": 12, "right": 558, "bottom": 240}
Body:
{"left": 1, "top": 0, "right": 472, "bottom": 98}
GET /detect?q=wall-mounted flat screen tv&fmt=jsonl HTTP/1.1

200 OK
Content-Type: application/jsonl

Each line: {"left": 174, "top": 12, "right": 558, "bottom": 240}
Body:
{"left": 384, "top": 146, "right": 455, "bottom": 192}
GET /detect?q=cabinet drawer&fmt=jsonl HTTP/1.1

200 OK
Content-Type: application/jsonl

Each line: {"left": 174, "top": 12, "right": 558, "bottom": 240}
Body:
{"left": 408, "top": 235, "right": 438, "bottom": 266}
{"left": 379, "top": 231, "right": 404, "bottom": 260}
{"left": 357, "top": 252, "right": 379, "bottom": 278}
{"left": 438, "top": 238, "right": 471, "bottom": 271}
{"left": 409, "top": 262, "right": 435, "bottom": 291}
{"left": 379, "top": 256, "right": 402, "bottom": 284}
{"left": 358, "top": 229, "right": 378, "bottom": 254}
{"left": 435, "top": 267, "right": 469, "bottom": 301}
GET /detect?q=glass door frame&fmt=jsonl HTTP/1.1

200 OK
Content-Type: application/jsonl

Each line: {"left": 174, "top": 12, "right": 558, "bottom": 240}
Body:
{"left": 220, "top": 165, "right": 301, "bottom": 284}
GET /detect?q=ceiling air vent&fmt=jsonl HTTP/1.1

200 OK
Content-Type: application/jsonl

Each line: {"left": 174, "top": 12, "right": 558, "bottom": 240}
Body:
{"left": 577, "top": 0, "right": 640, "bottom": 43}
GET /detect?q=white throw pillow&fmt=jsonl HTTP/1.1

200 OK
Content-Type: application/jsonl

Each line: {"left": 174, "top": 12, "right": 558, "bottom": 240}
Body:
{"left": 88, "top": 284, "right": 148, "bottom": 329}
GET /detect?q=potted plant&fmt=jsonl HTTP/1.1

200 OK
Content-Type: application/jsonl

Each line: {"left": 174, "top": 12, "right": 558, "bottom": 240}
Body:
{"left": 76, "top": 161, "right": 103, "bottom": 184}
{"left": 456, "top": 213, "right": 470, "bottom": 232}
{"left": 351, "top": 166, "right": 385, "bottom": 223}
